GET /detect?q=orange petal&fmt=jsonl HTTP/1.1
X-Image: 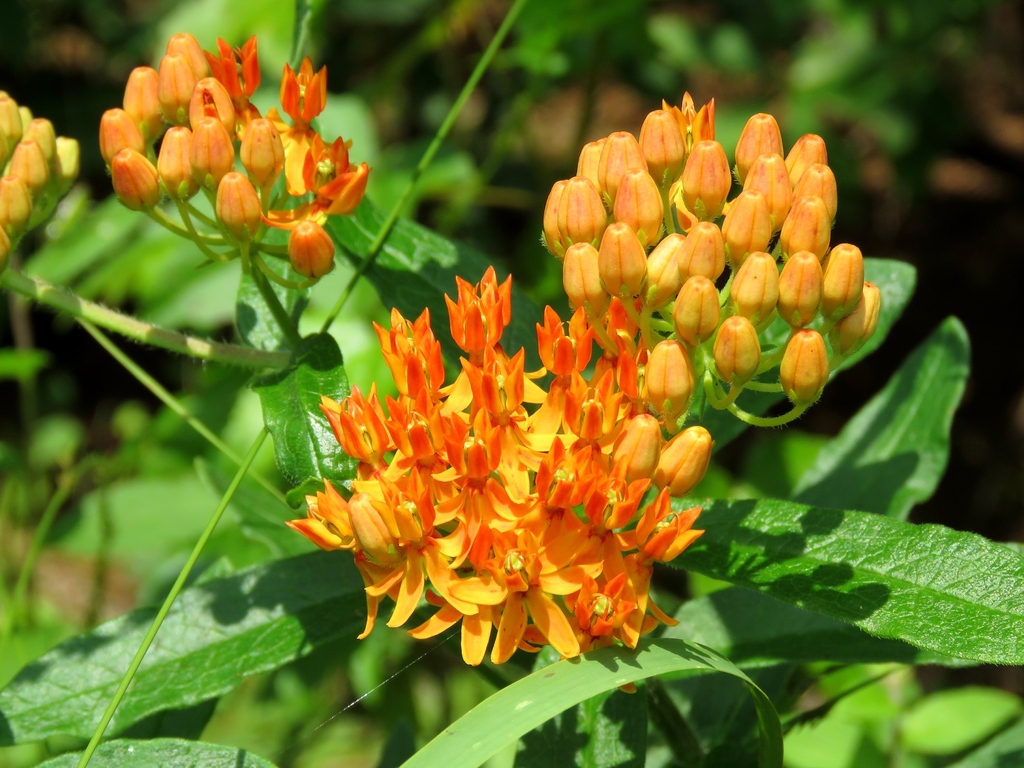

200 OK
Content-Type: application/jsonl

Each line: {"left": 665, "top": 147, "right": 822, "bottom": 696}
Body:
{"left": 538, "top": 566, "right": 588, "bottom": 596}
{"left": 448, "top": 574, "right": 507, "bottom": 606}
{"left": 388, "top": 556, "right": 425, "bottom": 628}
{"left": 491, "top": 592, "right": 527, "bottom": 664}
{"left": 525, "top": 590, "right": 580, "bottom": 658}
{"left": 461, "top": 610, "right": 493, "bottom": 666}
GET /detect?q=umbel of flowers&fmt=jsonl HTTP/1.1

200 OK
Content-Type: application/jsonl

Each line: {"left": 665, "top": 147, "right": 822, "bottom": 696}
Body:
{"left": 98, "top": 34, "right": 369, "bottom": 283}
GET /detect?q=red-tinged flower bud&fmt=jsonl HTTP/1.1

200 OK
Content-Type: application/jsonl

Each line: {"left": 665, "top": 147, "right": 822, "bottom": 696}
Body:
{"left": 780, "top": 195, "right": 831, "bottom": 261}
{"left": 54, "top": 137, "right": 79, "bottom": 193}
{"left": 189, "top": 77, "right": 236, "bottom": 136}
{"left": 577, "top": 139, "right": 605, "bottom": 191}
{"left": 99, "top": 108, "right": 146, "bottom": 166}
{"left": 821, "top": 243, "right": 864, "bottom": 320}
{"left": 777, "top": 250, "right": 822, "bottom": 328}
{"left": 645, "top": 233, "right": 684, "bottom": 308}
{"left": 653, "top": 426, "right": 713, "bottom": 497}
{"left": 190, "top": 116, "right": 235, "bottom": 190}
{"left": 713, "top": 315, "right": 761, "bottom": 386}
{"left": 640, "top": 109, "right": 686, "bottom": 184}
{"left": 612, "top": 414, "right": 663, "bottom": 483}
{"left": 792, "top": 163, "right": 837, "bottom": 221}
{"left": 22, "top": 118, "right": 56, "bottom": 168}
{"left": 598, "top": 221, "right": 647, "bottom": 297}
{"left": 732, "top": 251, "right": 779, "bottom": 325}
{"left": 831, "top": 281, "right": 881, "bottom": 355}
{"left": 673, "top": 275, "right": 720, "bottom": 346}
{"left": 0, "top": 94, "right": 23, "bottom": 152}
{"left": 786, "top": 134, "right": 828, "bottom": 187}
{"left": 721, "top": 193, "right": 768, "bottom": 270}
{"left": 0, "top": 175, "right": 32, "bottom": 237}
{"left": 681, "top": 139, "right": 731, "bottom": 220}
{"left": 598, "top": 131, "right": 647, "bottom": 201}
{"left": 644, "top": 339, "right": 695, "bottom": 425}
{"left": 677, "top": 221, "right": 725, "bottom": 282}
{"left": 348, "top": 493, "right": 400, "bottom": 564}
{"left": 216, "top": 171, "right": 261, "bottom": 242}
{"left": 734, "top": 113, "right": 783, "bottom": 184}
{"left": 158, "top": 54, "right": 198, "bottom": 126}
{"left": 613, "top": 168, "right": 662, "bottom": 246}
{"left": 559, "top": 175, "right": 607, "bottom": 248}
{"left": 542, "top": 179, "right": 567, "bottom": 257}
{"left": 8, "top": 140, "right": 49, "bottom": 196}
{"left": 157, "top": 126, "right": 198, "bottom": 199}
{"left": 780, "top": 329, "right": 829, "bottom": 404}
{"left": 240, "top": 118, "right": 284, "bottom": 189}
{"left": 110, "top": 148, "right": 160, "bottom": 211}
{"left": 563, "top": 242, "right": 607, "bottom": 315}
{"left": 123, "top": 66, "right": 163, "bottom": 142}
{"left": 743, "top": 153, "right": 791, "bottom": 232}
{"left": 166, "top": 32, "right": 210, "bottom": 79}
{"left": 289, "top": 220, "right": 336, "bottom": 279}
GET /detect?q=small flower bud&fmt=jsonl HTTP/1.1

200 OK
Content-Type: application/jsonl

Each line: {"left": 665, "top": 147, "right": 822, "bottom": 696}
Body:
{"left": 123, "top": 66, "right": 163, "bottom": 142}
{"left": 786, "top": 134, "right": 828, "bottom": 187}
{"left": 612, "top": 414, "right": 663, "bottom": 483}
{"left": 743, "top": 153, "right": 791, "bottom": 231}
{"left": 158, "top": 54, "right": 198, "bottom": 126}
{"left": 22, "top": 118, "right": 56, "bottom": 168}
{"left": 779, "top": 195, "right": 831, "bottom": 261}
{"left": 645, "top": 233, "right": 684, "bottom": 308}
{"left": 289, "top": 220, "right": 336, "bottom": 279}
{"left": 780, "top": 329, "right": 829, "bottom": 404}
{"left": 54, "top": 137, "right": 79, "bottom": 192}
{"left": 18, "top": 107, "right": 32, "bottom": 133}
{"left": 731, "top": 251, "right": 779, "bottom": 325}
{"left": 577, "top": 139, "right": 605, "bottom": 191}
{"left": 158, "top": 126, "right": 198, "bottom": 199}
{"left": 721, "top": 189, "right": 771, "bottom": 267}
{"left": 563, "top": 242, "right": 607, "bottom": 315}
{"left": 613, "top": 168, "right": 662, "bottom": 246}
{"left": 677, "top": 221, "right": 725, "bottom": 282}
{"left": 734, "top": 113, "right": 783, "bottom": 184}
{"left": 640, "top": 109, "right": 686, "bottom": 184}
{"left": 190, "top": 116, "right": 235, "bottom": 190}
{"left": 559, "top": 175, "right": 607, "bottom": 248}
{"left": 831, "top": 281, "right": 881, "bottom": 356}
{"left": 99, "top": 108, "right": 146, "bottom": 166}
{"left": 110, "top": 148, "right": 160, "bottom": 211}
{"left": 653, "top": 426, "right": 713, "bottom": 497}
{"left": 166, "top": 32, "right": 210, "bottom": 79}
{"left": 681, "top": 140, "right": 731, "bottom": 220}
{"left": 673, "top": 275, "right": 720, "bottom": 346}
{"left": 821, "top": 243, "right": 864, "bottom": 320}
{"left": 348, "top": 493, "right": 399, "bottom": 564}
{"left": 644, "top": 339, "right": 695, "bottom": 425}
{"left": 598, "top": 131, "right": 647, "bottom": 201}
{"left": 8, "top": 140, "right": 49, "bottom": 196}
{"left": 240, "top": 118, "right": 285, "bottom": 189}
{"left": 792, "top": 163, "right": 837, "bottom": 221}
{"left": 713, "top": 315, "right": 761, "bottom": 386}
{"left": 0, "top": 94, "right": 23, "bottom": 152}
{"left": 0, "top": 175, "right": 32, "bottom": 237}
{"left": 0, "top": 225, "right": 10, "bottom": 272}
{"left": 543, "top": 180, "right": 567, "bottom": 257}
{"left": 598, "top": 221, "right": 647, "bottom": 297}
{"left": 777, "top": 250, "right": 823, "bottom": 327}
{"left": 189, "top": 77, "right": 236, "bottom": 136}
{"left": 216, "top": 171, "right": 261, "bottom": 242}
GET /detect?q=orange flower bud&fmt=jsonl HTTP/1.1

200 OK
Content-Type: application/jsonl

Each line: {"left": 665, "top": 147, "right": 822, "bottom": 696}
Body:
{"left": 240, "top": 118, "right": 285, "bottom": 189}
{"left": 190, "top": 116, "right": 235, "bottom": 190}
{"left": 821, "top": 243, "right": 864, "bottom": 320}
{"left": 681, "top": 139, "right": 731, "bottom": 220}
{"left": 0, "top": 175, "right": 32, "bottom": 238}
{"left": 158, "top": 53, "right": 198, "bottom": 126}
{"left": 577, "top": 139, "right": 605, "bottom": 191}
{"left": 0, "top": 225, "right": 9, "bottom": 271}
{"left": 731, "top": 251, "right": 779, "bottom": 325}
{"left": 598, "top": 221, "right": 647, "bottom": 297}
{"left": 831, "top": 281, "right": 881, "bottom": 355}
{"left": 189, "top": 77, "right": 236, "bottom": 136}
{"left": 288, "top": 220, "right": 336, "bottom": 279}
{"left": 563, "top": 242, "right": 607, "bottom": 315}
{"left": 653, "top": 426, "right": 713, "bottom": 497}
{"left": 721, "top": 189, "right": 771, "bottom": 267}
{"left": 612, "top": 414, "right": 663, "bottom": 483}
{"left": 0, "top": 94, "right": 23, "bottom": 153}
{"left": 639, "top": 109, "right": 686, "bottom": 184}
{"left": 779, "top": 195, "right": 831, "bottom": 261}
{"left": 559, "top": 175, "right": 607, "bottom": 248}
{"left": 216, "top": 171, "right": 261, "bottom": 242}
{"left": 110, "top": 148, "right": 160, "bottom": 211}
{"left": 780, "top": 329, "right": 829, "bottom": 405}
{"left": 157, "top": 126, "right": 197, "bottom": 199}
{"left": 598, "top": 131, "right": 647, "bottom": 200}
{"left": 785, "top": 134, "right": 828, "bottom": 187}
{"left": 55, "top": 137, "right": 79, "bottom": 192}
{"left": 8, "top": 140, "right": 49, "bottom": 196}
{"left": 644, "top": 233, "right": 684, "bottom": 308}
{"left": 677, "top": 221, "right": 725, "bottom": 282}
{"left": 123, "top": 66, "right": 163, "bottom": 142}
{"left": 713, "top": 315, "right": 761, "bottom": 386}
{"left": 792, "top": 163, "right": 837, "bottom": 221}
{"left": 734, "top": 113, "right": 783, "bottom": 184}
{"left": 99, "top": 108, "right": 146, "bottom": 166}
{"left": 166, "top": 32, "right": 210, "bottom": 79}
{"left": 542, "top": 179, "right": 567, "bottom": 257}
{"left": 644, "top": 339, "right": 695, "bottom": 425}
{"left": 673, "top": 275, "right": 720, "bottom": 346}
{"left": 777, "top": 250, "right": 823, "bottom": 328}
{"left": 348, "top": 493, "right": 400, "bottom": 565}
{"left": 22, "top": 119, "right": 56, "bottom": 168}
{"left": 613, "top": 168, "right": 662, "bottom": 246}
{"left": 743, "top": 153, "right": 791, "bottom": 231}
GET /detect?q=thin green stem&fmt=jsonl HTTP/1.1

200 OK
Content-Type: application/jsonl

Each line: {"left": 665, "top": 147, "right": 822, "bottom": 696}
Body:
{"left": 0, "top": 270, "right": 290, "bottom": 369}
{"left": 743, "top": 379, "right": 784, "bottom": 393}
{"left": 319, "top": 0, "right": 531, "bottom": 334}
{"left": 252, "top": 252, "right": 317, "bottom": 290}
{"left": 727, "top": 400, "right": 808, "bottom": 427}
{"left": 76, "top": 430, "right": 268, "bottom": 768}
{"left": 185, "top": 202, "right": 218, "bottom": 229}
{"left": 290, "top": 0, "right": 314, "bottom": 71}
{"left": 148, "top": 206, "right": 227, "bottom": 248}
{"left": 169, "top": 202, "right": 237, "bottom": 262}
{"left": 255, "top": 242, "right": 290, "bottom": 258}
{"left": 249, "top": 250, "right": 303, "bottom": 347}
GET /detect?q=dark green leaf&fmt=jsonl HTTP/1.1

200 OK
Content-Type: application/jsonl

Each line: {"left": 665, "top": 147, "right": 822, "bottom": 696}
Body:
{"left": 949, "top": 718, "right": 1024, "bottom": 768}
{"left": 36, "top": 738, "right": 278, "bottom": 768}
{"left": 0, "top": 551, "right": 364, "bottom": 744}
{"left": 236, "top": 263, "right": 309, "bottom": 352}
{"left": 119, "top": 698, "right": 218, "bottom": 741}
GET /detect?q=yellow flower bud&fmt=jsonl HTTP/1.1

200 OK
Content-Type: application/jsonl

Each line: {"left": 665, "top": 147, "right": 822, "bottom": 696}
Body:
{"left": 831, "top": 281, "right": 881, "bottom": 355}
{"left": 110, "top": 148, "right": 161, "bottom": 211}
{"left": 613, "top": 168, "right": 662, "bottom": 247}
{"left": 713, "top": 315, "right": 761, "bottom": 386}
{"left": 673, "top": 275, "right": 720, "bottom": 346}
{"left": 598, "top": 221, "right": 647, "bottom": 297}
{"left": 681, "top": 139, "right": 731, "bottom": 220}
{"left": 821, "top": 243, "right": 864, "bottom": 320}
{"left": 99, "top": 108, "right": 146, "bottom": 166}
{"left": 612, "top": 414, "right": 664, "bottom": 483}
{"left": 721, "top": 189, "right": 771, "bottom": 267}
{"left": 189, "top": 77, "right": 236, "bottom": 137}
{"left": 731, "top": 251, "right": 779, "bottom": 325}
{"left": 22, "top": 118, "right": 56, "bottom": 168}
{"left": 216, "top": 171, "right": 262, "bottom": 242}
{"left": 785, "top": 134, "right": 828, "bottom": 187}
{"left": 677, "top": 221, "right": 725, "bottom": 282}
{"left": 640, "top": 109, "right": 686, "bottom": 185}
{"left": 598, "top": 132, "right": 647, "bottom": 201}
{"left": 240, "top": 118, "right": 285, "bottom": 189}
{"left": 349, "top": 493, "right": 400, "bottom": 564}
{"left": 563, "top": 242, "right": 607, "bottom": 315}
{"left": 559, "top": 175, "right": 608, "bottom": 248}
{"left": 0, "top": 225, "right": 10, "bottom": 272}
{"left": 18, "top": 106, "right": 32, "bottom": 133}
{"left": 645, "top": 233, "right": 684, "bottom": 308}
{"left": 779, "top": 195, "right": 831, "bottom": 261}
{"left": 0, "top": 175, "right": 33, "bottom": 238}
{"left": 780, "top": 329, "right": 829, "bottom": 405}
{"left": 792, "top": 163, "right": 837, "bottom": 221}
{"left": 165, "top": 32, "right": 210, "bottom": 79}
{"left": 577, "top": 138, "right": 605, "bottom": 191}
{"left": 743, "top": 153, "right": 791, "bottom": 232}
{"left": 644, "top": 339, "right": 695, "bottom": 425}
{"left": 123, "top": 66, "right": 163, "bottom": 142}
{"left": 734, "top": 113, "right": 783, "bottom": 184}
{"left": 55, "top": 137, "right": 80, "bottom": 192}
{"left": 542, "top": 179, "right": 567, "bottom": 257}
{"left": 158, "top": 53, "right": 198, "bottom": 126}
{"left": 190, "top": 116, "right": 235, "bottom": 190}
{"left": 158, "top": 126, "right": 198, "bottom": 200}
{"left": 9, "top": 140, "right": 50, "bottom": 196}
{"left": 0, "top": 93, "right": 23, "bottom": 154}
{"left": 653, "top": 425, "right": 713, "bottom": 497}
{"left": 289, "top": 220, "right": 336, "bottom": 279}
{"left": 777, "top": 250, "right": 823, "bottom": 328}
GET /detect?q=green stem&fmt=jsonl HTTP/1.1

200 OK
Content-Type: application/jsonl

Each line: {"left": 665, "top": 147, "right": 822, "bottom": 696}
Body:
{"left": 148, "top": 207, "right": 227, "bottom": 249}
{"left": 319, "top": 0, "right": 531, "bottom": 334}
{"left": 169, "top": 202, "right": 237, "bottom": 262}
{"left": 185, "top": 202, "right": 218, "bottom": 229}
{"left": 76, "top": 430, "right": 269, "bottom": 768}
{"left": 727, "top": 400, "right": 808, "bottom": 427}
{"left": 255, "top": 242, "right": 290, "bottom": 259}
{"left": 743, "top": 379, "right": 784, "bottom": 393}
{"left": 252, "top": 252, "right": 317, "bottom": 290}
{"left": 290, "top": 0, "right": 314, "bottom": 70}
{"left": 249, "top": 251, "right": 303, "bottom": 347}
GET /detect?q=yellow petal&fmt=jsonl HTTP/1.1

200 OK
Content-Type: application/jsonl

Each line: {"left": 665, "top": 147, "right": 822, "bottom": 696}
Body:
{"left": 525, "top": 590, "right": 580, "bottom": 658}
{"left": 491, "top": 592, "right": 527, "bottom": 665}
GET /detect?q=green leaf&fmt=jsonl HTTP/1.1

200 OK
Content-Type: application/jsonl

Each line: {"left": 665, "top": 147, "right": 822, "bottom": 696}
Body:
{"left": 901, "top": 687, "right": 1022, "bottom": 756}
{"left": 793, "top": 317, "right": 969, "bottom": 519}
{"left": 36, "top": 738, "right": 279, "bottom": 768}
{"left": 0, "top": 551, "right": 364, "bottom": 744}
{"left": 251, "top": 333, "right": 356, "bottom": 487}
{"left": 403, "top": 638, "right": 782, "bottom": 768}
{"left": 237, "top": 266, "right": 309, "bottom": 352}
{"left": 673, "top": 498, "right": 1024, "bottom": 664}
{"left": 0, "top": 348, "right": 50, "bottom": 383}
{"left": 949, "top": 718, "right": 1024, "bottom": 768}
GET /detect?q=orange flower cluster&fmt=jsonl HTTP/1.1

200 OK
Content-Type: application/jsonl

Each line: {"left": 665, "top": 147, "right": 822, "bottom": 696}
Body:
{"left": 288, "top": 268, "right": 713, "bottom": 665}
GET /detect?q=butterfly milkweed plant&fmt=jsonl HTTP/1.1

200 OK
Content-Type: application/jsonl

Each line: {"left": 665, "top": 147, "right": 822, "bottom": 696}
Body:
{"left": 4, "top": 3, "right": 1021, "bottom": 768}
